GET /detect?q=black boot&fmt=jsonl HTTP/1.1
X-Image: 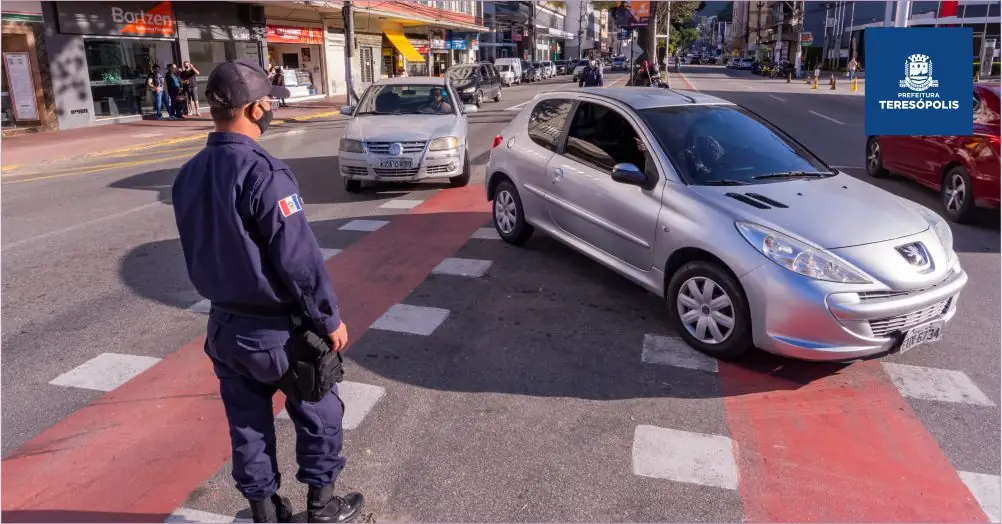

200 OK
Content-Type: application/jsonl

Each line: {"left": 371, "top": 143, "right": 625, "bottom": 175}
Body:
{"left": 306, "top": 484, "right": 364, "bottom": 523}
{"left": 249, "top": 494, "right": 294, "bottom": 523}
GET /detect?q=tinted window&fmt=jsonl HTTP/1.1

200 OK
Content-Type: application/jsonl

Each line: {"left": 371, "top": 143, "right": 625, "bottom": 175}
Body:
{"left": 638, "top": 105, "right": 830, "bottom": 185}
{"left": 527, "top": 99, "right": 573, "bottom": 152}
{"left": 355, "top": 84, "right": 455, "bottom": 115}
{"left": 565, "top": 102, "right": 648, "bottom": 173}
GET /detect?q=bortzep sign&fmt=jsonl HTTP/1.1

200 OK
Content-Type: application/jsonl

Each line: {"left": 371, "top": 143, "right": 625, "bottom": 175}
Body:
{"left": 56, "top": 1, "right": 175, "bottom": 37}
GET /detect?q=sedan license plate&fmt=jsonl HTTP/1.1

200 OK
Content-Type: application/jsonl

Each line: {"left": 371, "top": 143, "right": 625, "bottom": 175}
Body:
{"left": 899, "top": 320, "right": 944, "bottom": 353}
{"left": 379, "top": 158, "right": 412, "bottom": 169}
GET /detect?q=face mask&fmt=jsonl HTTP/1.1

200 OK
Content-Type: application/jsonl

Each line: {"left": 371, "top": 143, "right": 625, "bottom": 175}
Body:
{"left": 251, "top": 103, "right": 273, "bottom": 134}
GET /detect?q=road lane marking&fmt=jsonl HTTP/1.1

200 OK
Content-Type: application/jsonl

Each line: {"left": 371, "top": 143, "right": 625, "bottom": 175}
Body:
{"left": 49, "top": 353, "right": 162, "bottom": 392}
{"left": 166, "top": 507, "right": 246, "bottom": 523}
{"left": 1, "top": 152, "right": 195, "bottom": 184}
{"left": 371, "top": 303, "right": 450, "bottom": 336}
{"left": 505, "top": 101, "right": 531, "bottom": 111}
{"left": 339, "top": 219, "right": 389, "bottom": 232}
{"left": 769, "top": 94, "right": 787, "bottom": 102}
{"left": 958, "top": 471, "right": 1001, "bottom": 523}
{"left": 432, "top": 257, "right": 493, "bottom": 278}
{"left": 276, "top": 381, "right": 386, "bottom": 430}
{"left": 809, "top": 110, "right": 845, "bottom": 125}
{"left": 1, "top": 201, "right": 162, "bottom": 251}
{"left": 471, "top": 227, "right": 500, "bottom": 240}
{"left": 632, "top": 425, "right": 738, "bottom": 490}
{"left": 882, "top": 363, "right": 994, "bottom": 406}
{"left": 641, "top": 334, "right": 718, "bottom": 372}
{"left": 379, "top": 199, "right": 424, "bottom": 210}
{"left": 320, "top": 248, "right": 343, "bottom": 259}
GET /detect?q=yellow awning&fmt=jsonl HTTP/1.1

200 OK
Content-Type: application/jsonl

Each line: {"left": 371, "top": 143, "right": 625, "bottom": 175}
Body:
{"left": 384, "top": 29, "right": 426, "bottom": 63}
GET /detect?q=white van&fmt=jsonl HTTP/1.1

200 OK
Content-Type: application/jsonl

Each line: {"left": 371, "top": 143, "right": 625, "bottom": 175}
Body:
{"left": 493, "top": 57, "right": 521, "bottom": 85}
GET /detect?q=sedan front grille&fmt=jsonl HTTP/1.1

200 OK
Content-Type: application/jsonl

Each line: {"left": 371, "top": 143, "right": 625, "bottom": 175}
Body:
{"left": 365, "top": 141, "right": 426, "bottom": 154}
{"left": 373, "top": 167, "right": 420, "bottom": 177}
{"left": 858, "top": 290, "right": 912, "bottom": 301}
{"left": 868, "top": 298, "right": 952, "bottom": 337}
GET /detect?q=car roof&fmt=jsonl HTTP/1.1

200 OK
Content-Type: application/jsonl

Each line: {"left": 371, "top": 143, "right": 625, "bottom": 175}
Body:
{"left": 374, "top": 76, "right": 447, "bottom": 86}
{"left": 541, "top": 87, "right": 735, "bottom": 109}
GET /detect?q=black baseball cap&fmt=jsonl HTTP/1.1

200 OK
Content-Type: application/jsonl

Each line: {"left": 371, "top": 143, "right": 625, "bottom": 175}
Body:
{"left": 204, "top": 59, "right": 290, "bottom": 109}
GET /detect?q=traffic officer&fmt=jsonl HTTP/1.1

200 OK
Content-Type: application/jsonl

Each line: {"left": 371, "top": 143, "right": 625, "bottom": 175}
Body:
{"left": 171, "top": 59, "right": 365, "bottom": 523}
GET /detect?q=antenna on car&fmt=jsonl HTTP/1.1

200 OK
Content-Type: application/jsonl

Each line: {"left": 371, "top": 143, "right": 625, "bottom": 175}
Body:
{"left": 667, "top": 87, "right": 697, "bottom": 104}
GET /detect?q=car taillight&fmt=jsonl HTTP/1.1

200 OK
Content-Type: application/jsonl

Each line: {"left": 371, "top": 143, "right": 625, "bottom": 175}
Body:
{"left": 492, "top": 134, "right": 504, "bottom": 148}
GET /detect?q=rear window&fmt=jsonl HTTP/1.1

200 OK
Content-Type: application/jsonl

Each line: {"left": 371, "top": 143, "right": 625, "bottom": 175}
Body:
{"left": 638, "top": 105, "right": 830, "bottom": 186}
{"left": 446, "top": 66, "right": 475, "bottom": 80}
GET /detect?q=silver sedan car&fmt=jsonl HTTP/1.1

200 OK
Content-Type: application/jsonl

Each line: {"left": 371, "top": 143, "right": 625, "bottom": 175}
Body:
{"left": 485, "top": 88, "right": 967, "bottom": 362}
{"left": 338, "top": 77, "right": 477, "bottom": 192}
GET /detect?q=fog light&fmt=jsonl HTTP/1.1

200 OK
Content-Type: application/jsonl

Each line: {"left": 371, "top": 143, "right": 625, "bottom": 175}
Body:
{"left": 448, "top": 162, "right": 456, "bottom": 170}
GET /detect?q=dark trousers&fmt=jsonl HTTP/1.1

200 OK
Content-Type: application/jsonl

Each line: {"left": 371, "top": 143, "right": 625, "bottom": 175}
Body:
{"left": 205, "top": 310, "right": 347, "bottom": 501}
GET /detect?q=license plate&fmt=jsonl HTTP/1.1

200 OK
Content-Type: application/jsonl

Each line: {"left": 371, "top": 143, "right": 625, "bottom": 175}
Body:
{"left": 379, "top": 158, "right": 412, "bottom": 169}
{"left": 899, "top": 320, "right": 944, "bottom": 353}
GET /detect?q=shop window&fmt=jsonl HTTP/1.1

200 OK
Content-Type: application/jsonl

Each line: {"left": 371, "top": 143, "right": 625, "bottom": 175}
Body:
{"left": 83, "top": 38, "right": 175, "bottom": 119}
{"left": 188, "top": 40, "right": 259, "bottom": 103}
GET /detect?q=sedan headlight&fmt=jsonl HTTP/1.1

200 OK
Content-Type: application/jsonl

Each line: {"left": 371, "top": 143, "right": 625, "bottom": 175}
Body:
{"left": 915, "top": 205, "right": 955, "bottom": 257}
{"left": 428, "top": 136, "right": 460, "bottom": 151}
{"left": 340, "top": 138, "right": 365, "bottom": 153}
{"left": 736, "top": 221, "right": 871, "bottom": 284}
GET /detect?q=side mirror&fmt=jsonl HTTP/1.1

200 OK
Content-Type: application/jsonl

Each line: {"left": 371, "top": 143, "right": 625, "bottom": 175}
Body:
{"left": 340, "top": 105, "right": 354, "bottom": 115}
{"left": 611, "top": 163, "right": 648, "bottom": 187}
{"left": 463, "top": 104, "right": 478, "bottom": 113}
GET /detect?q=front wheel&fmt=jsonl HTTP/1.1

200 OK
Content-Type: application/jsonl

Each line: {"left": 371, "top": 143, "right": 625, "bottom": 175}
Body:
{"left": 494, "top": 87, "right": 502, "bottom": 102}
{"left": 941, "top": 166, "right": 976, "bottom": 223}
{"left": 449, "top": 149, "right": 471, "bottom": 188}
{"left": 665, "top": 261, "right": 753, "bottom": 361}
{"left": 492, "top": 180, "right": 534, "bottom": 245}
{"left": 475, "top": 90, "right": 484, "bottom": 107}
{"left": 865, "top": 137, "right": 888, "bottom": 178}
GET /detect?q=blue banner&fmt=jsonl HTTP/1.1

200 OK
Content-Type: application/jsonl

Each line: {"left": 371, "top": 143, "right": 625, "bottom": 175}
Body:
{"left": 865, "top": 27, "right": 974, "bottom": 136}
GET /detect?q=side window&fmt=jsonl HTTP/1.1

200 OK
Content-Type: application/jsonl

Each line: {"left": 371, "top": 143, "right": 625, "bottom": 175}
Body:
{"left": 489, "top": 65, "right": 500, "bottom": 80}
{"left": 527, "top": 98, "right": 573, "bottom": 152}
{"left": 565, "top": 102, "right": 647, "bottom": 173}
{"left": 479, "top": 65, "right": 489, "bottom": 79}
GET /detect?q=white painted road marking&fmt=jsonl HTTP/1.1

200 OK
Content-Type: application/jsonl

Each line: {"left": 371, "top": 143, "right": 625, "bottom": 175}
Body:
{"left": 504, "top": 101, "right": 530, "bottom": 111}
{"left": 432, "top": 257, "right": 493, "bottom": 278}
{"left": 277, "top": 381, "right": 387, "bottom": 430}
{"left": 882, "top": 363, "right": 994, "bottom": 406}
{"left": 188, "top": 299, "right": 211, "bottom": 314}
{"left": 379, "top": 199, "right": 423, "bottom": 210}
{"left": 471, "top": 227, "right": 500, "bottom": 240}
{"left": 50, "top": 353, "right": 162, "bottom": 392}
{"left": 321, "top": 248, "right": 342, "bottom": 260}
{"left": 166, "top": 507, "right": 248, "bottom": 523}
{"left": 769, "top": 94, "right": 787, "bottom": 102}
{"left": 958, "top": 471, "right": 1001, "bottom": 523}
{"left": 2, "top": 201, "right": 161, "bottom": 251}
{"left": 371, "top": 303, "right": 450, "bottom": 336}
{"left": 632, "top": 425, "right": 739, "bottom": 490}
{"left": 339, "top": 219, "right": 389, "bottom": 232}
{"left": 809, "top": 110, "right": 846, "bottom": 125}
{"left": 641, "top": 334, "right": 718, "bottom": 373}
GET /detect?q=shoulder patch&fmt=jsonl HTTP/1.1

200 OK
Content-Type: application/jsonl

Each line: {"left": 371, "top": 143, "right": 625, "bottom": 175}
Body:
{"left": 278, "top": 194, "right": 304, "bottom": 217}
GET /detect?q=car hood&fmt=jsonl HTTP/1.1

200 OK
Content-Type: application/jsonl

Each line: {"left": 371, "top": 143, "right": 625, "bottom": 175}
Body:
{"left": 689, "top": 173, "right": 929, "bottom": 249}
{"left": 346, "top": 114, "right": 458, "bottom": 143}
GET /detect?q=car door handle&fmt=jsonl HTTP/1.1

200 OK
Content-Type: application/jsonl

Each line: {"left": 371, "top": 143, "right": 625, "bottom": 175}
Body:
{"left": 552, "top": 168, "right": 564, "bottom": 183}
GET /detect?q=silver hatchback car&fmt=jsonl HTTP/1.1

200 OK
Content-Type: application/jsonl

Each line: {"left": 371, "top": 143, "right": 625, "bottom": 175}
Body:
{"left": 485, "top": 88, "right": 967, "bottom": 362}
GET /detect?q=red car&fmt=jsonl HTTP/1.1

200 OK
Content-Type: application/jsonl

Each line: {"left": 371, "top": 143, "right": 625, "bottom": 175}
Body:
{"left": 866, "top": 83, "right": 1000, "bottom": 223}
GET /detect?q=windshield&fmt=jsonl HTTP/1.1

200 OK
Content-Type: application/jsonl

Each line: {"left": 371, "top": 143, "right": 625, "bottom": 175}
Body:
{"left": 638, "top": 105, "right": 832, "bottom": 186}
{"left": 355, "top": 84, "right": 456, "bottom": 116}
{"left": 497, "top": 64, "right": 511, "bottom": 71}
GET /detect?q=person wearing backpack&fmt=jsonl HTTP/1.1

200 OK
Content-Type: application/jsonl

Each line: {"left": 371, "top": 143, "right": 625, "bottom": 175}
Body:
{"left": 578, "top": 59, "right": 604, "bottom": 87}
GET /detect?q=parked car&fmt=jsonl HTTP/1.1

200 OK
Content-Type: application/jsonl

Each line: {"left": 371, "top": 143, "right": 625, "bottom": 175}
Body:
{"left": 736, "top": 58, "right": 755, "bottom": 70}
{"left": 554, "top": 60, "right": 570, "bottom": 75}
{"left": 338, "top": 77, "right": 475, "bottom": 192}
{"left": 726, "top": 57, "right": 738, "bottom": 68}
{"left": 571, "top": 59, "right": 590, "bottom": 82}
{"left": 446, "top": 62, "right": 503, "bottom": 107}
{"left": 496, "top": 63, "right": 517, "bottom": 86}
{"left": 495, "top": 57, "right": 522, "bottom": 85}
{"left": 865, "top": 83, "right": 1000, "bottom": 223}
{"left": 522, "top": 61, "right": 542, "bottom": 82}
{"left": 540, "top": 60, "right": 556, "bottom": 78}
{"left": 485, "top": 88, "right": 966, "bottom": 362}
{"left": 612, "top": 56, "right": 627, "bottom": 71}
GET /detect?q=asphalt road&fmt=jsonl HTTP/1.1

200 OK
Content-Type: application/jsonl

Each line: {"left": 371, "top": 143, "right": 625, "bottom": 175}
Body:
{"left": 1, "top": 66, "right": 998, "bottom": 523}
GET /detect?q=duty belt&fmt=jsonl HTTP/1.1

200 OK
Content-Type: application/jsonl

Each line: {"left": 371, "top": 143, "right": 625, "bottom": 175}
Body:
{"left": 211, "top": 301, "right": 297, "bottom": 318}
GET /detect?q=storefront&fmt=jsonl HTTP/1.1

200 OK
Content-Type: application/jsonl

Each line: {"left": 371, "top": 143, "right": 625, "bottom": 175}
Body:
{"left": 266, "top": 24, "right": 325, "bottom": 98}
{"left": 43, "top": 0, "right": 180, "bottom": 129}
{"left": 380, "top": 27, "right": 427, "bottom": 78}
{"left": 429, "top": 28, "right": 449, "bottom": 76}
{"left": 446, "top": 31, "right": 473, "bottom": 66}
{"left": 2, "top": 1, "right": 57, "bottom": 134}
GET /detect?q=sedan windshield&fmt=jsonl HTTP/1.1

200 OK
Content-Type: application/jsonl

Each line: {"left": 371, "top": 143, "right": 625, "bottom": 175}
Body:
{"left": 355, "top": 84, "right": 455, "bottom": 116}
{"left": 638, "top": 105, "right": 833, "bottom": 185}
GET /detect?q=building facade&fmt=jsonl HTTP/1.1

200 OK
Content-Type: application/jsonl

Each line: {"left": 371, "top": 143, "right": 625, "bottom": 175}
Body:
{"left": 2, "top": 0, "right": 58, "bottom": 134}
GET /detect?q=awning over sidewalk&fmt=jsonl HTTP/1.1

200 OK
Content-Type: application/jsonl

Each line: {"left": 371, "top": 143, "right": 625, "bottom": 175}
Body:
{"left": 384, "top": 29, "right": 426, "bottom": 62}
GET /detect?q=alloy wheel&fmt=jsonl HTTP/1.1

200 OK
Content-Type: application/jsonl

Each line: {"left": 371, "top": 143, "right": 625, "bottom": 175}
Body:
{"left": 494, "top": 189, "right": 517, "bottom": 234}
{"left": 944, "top": 172, "right": 967, "bottom": 214}
{"left": 676, "top": 276, "right": 735, "bottom": 345}
{"left": 867, "top": 141, "right": 880, "bottom": 172}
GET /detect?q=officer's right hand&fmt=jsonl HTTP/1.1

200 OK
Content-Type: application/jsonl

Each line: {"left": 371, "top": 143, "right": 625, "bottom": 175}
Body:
{"left": 329, "top": 321, "right": 348, "bottom": 352}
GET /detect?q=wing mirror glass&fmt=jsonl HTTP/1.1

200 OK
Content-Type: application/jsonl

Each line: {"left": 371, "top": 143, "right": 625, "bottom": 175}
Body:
{"left": 340, "top": 105, "right": 354, "bottom": 115}
{"left": 611, "top": 163, "right": 647, "bottom": 187}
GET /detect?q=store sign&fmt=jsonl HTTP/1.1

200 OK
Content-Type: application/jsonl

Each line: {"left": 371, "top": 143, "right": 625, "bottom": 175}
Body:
{"left": 800, "top": 32, "right": 813, "bottom": 46}
{"left": 267, "top": 24, "right": 324, "bottom": 45}
{"left": 3, "top": 53, "right": 39, "bottom": 121}
{"left": 429, "top": 28, "right": 447, "bottom": 49}
{"left": 55, "top": 1, "right": 176, "bottom": 36}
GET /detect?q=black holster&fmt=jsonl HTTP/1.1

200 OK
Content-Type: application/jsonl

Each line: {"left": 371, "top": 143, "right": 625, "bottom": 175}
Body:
{"left": 277, "top": 314, "right": 344, "bottom": 403}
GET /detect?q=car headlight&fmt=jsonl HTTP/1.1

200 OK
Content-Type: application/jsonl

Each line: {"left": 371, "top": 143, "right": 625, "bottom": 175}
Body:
{"left": 340, "top": 138, "right": 365, "bottom": 153}
{"left": 462, "top": 87, "right": 475, "bottom": 93}
{"left": 428, "top": 136, "right": 460, "bottom": 151}
{"left": 736, "top": 221, "right": 871, "bottom": 284}
{"left": 914, "top": 205, "right": 955, "bottom": 257}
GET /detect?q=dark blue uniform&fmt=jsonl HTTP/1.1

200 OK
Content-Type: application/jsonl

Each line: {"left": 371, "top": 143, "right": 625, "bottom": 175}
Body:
{"left": 172, "top": 132, "right": 347, "bottom": 502}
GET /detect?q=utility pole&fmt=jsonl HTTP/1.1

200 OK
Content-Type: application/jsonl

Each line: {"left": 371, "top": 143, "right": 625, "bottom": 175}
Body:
{"left": 530, "top": 0, "right": 537, "bottom": 61}
{"left": 578, "top": 0, "right": 585, "bottom": 59}
{"left": 342, "top": 0, "right": 358, "bottom": 105}
{"left": 793, "top": 1, "right": 804, "bottom": 77}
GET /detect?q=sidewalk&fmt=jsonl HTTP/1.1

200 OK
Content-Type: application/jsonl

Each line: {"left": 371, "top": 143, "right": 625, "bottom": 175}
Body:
{"left": 1, "top": 96, "right": 346, "bottom": 170}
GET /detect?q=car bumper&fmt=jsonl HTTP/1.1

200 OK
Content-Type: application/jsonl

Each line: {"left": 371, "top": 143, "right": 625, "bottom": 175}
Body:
{"left": 457, "top": 91, "right": 477, "bottom": 103}
{"left": 339, "top": 150, "right": 464, "bottom": 182}
{"left": 740, "top": 259, "right": 967, "bottom": 361}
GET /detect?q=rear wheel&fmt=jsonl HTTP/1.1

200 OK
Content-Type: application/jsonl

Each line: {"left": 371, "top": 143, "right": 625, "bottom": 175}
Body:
{"left": 865, "top": 137, "right": 888, "bottom": 178}
{"left": 492, "top": 181, "right": 534, "bottom": 245}
{"left": 665, "top": 261, "right": 753, "bottom": 360}
{"left": 941, "top": 166, "right": 976, "bottom": 223}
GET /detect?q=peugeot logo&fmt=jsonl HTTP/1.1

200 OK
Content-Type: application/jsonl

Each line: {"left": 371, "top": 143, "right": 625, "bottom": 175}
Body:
{"left": 389, "top": 143, "right": 403, "bottom": 156}
{"left": 896, "top": 242, "right": 931, "bottom": 270}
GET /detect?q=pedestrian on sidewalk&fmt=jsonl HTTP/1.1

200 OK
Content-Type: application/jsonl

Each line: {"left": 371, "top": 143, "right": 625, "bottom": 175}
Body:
{"left": 146, "top": 64, "right": 170, "bottom": 119}
{"left": 847, "top": 57, "right": 859, "bottom": 81}
{"left": 166, "top": 63, "right": 186, "bottom": 119}
{"left": 273, "top": 67, "right": 289, "bottom": 108}
{"left": 171, "top": 58, "right": 365, "bottom": 524}
{"left": 181, "top": 61, "right": 202, "bottom": 116}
